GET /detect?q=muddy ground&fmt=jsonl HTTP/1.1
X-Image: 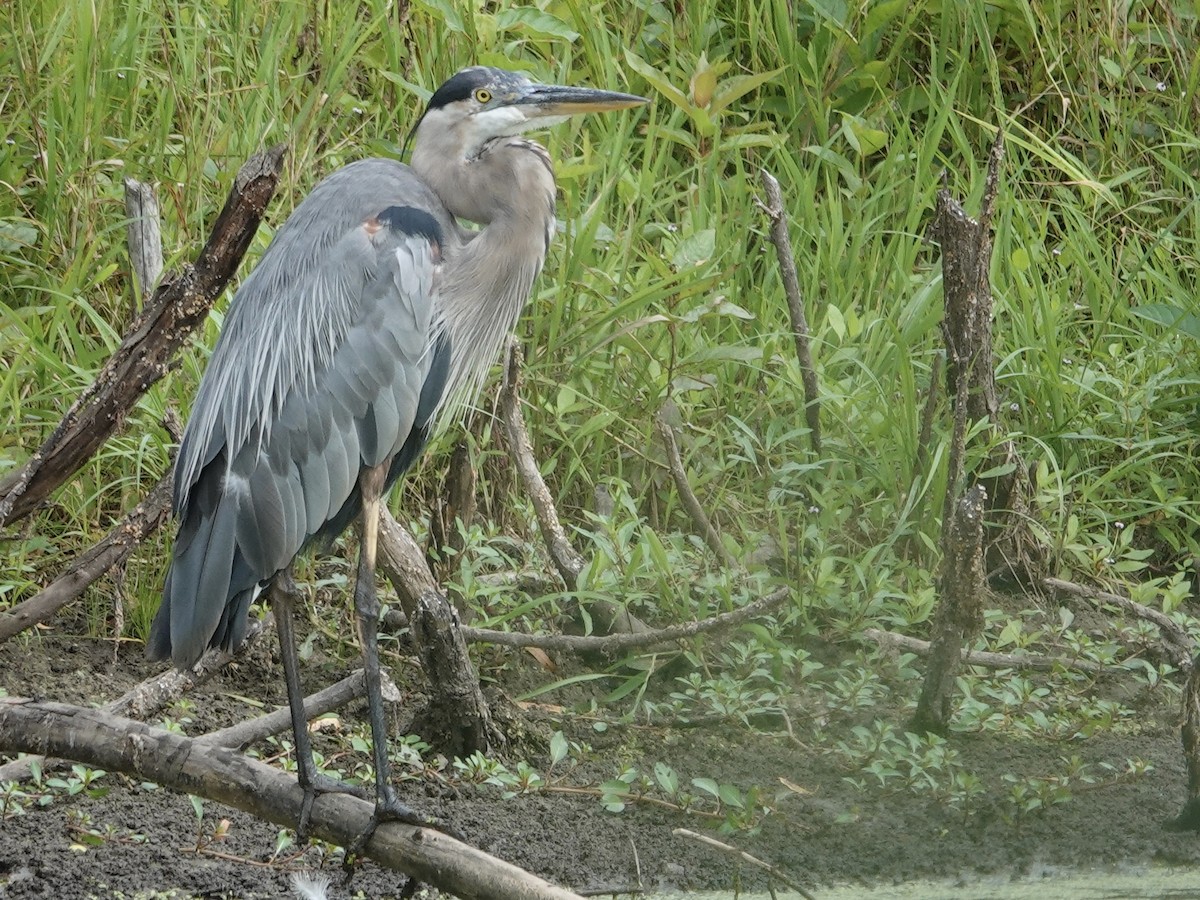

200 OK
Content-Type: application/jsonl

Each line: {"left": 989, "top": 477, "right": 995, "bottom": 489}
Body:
{"left": 1, "top": 607, "right": 1199, "bottom": 900}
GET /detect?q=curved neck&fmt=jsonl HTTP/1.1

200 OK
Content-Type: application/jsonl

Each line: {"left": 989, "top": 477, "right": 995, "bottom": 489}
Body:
{"left": 413, "top": 135, "right": 557, "bottom": 418}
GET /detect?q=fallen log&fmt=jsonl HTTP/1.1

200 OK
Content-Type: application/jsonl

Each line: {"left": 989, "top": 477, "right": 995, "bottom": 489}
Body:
{"left": 0, "top": 698, "right": 583, "bottom": 900}
{"left": 0, "top": 615, "right": 272, "bottom": 783}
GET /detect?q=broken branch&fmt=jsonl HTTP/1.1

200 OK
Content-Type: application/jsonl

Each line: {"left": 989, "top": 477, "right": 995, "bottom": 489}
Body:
{"left": 655, "top": 414, "right": 738, "bottom": 569}
{"left": 0, "top": 145, "right": 286, "bottom": 526}
{"left": 757, "top": 168, "right": 821, "bottom": 455}
{"left": 456, "top": 587, "right": 789, "bottom": 654}
{"left": 0, "top": 473, "right": 173, "bottom": 642}
{"left": 865, "top": 626, "right": 1107, "bottom": 675}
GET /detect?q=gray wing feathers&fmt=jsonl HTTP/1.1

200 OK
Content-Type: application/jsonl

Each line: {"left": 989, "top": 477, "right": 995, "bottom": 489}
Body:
{"left": 155, "top": 160, "right": 448, "bottom": 668}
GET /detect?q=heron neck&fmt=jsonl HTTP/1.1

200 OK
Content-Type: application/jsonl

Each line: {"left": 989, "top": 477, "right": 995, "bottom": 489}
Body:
{"left": 432, "top": 142, "right": 556, "bottom": 420}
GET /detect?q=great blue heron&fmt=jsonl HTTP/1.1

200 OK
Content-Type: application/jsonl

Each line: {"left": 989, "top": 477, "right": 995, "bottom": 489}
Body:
{"left": 147, "top": 66, "right": 645, "bottom": 843}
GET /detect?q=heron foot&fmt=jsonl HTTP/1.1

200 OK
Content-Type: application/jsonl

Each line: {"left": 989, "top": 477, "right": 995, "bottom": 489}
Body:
{"left": 343, "top": 785, "right": 464, "bottom": 864}
{"left": 296, "top": 772, "right": 370, "bottom": 843}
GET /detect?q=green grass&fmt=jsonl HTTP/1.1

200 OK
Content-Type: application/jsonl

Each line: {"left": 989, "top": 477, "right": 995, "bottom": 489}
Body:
{"left": 2, "top": 0, "right": 1199, "bottom": 742}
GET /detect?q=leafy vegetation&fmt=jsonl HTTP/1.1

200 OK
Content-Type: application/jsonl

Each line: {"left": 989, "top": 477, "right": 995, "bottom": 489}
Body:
{"left": 2, "top": 0, "right": 1199, "bottom": 838}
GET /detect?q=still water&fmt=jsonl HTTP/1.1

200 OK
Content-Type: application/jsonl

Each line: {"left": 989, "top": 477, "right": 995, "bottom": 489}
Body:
{"left": 642, "top": 867, "right": 1200, "bottom": 898}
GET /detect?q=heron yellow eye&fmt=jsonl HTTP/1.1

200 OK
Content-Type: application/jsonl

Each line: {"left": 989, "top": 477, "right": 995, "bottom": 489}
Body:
{"left": 473, "top": 88, "right": 492, "bottom": 104}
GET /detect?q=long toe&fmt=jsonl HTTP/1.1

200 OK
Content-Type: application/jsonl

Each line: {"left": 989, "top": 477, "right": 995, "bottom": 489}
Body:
{"left": 296, "top": 773, "right": 371, "bottom": 842}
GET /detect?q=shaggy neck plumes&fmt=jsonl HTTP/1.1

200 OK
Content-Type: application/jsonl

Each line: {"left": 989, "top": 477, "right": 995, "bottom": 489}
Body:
{"left": 412, "top": 135, "right": 557, "bottom": 421}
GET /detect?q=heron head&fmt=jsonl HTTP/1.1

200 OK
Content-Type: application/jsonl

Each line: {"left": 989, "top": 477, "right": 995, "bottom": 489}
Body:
{"left": 409, "top": 66, "right": 646, "bottom": 159}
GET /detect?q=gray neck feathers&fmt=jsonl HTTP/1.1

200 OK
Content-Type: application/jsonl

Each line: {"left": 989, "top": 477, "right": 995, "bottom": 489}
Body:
{"left": 416, "top": 137, "right": 557, "bottom": 423}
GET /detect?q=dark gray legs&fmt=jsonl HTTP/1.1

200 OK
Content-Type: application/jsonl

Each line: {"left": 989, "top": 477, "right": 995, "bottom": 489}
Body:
{"left": 347, "top": 468, "right": 427, "bottom": 855}
{"left": 270, "top": 570, "right": 367, "bottom": 842}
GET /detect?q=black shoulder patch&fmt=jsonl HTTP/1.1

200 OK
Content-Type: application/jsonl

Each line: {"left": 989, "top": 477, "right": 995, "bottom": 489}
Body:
{"left": 427, "top": 67, "right": 490, "bottom": 110}
{"left": 376, "top": 206, "right": 443, "bottom": 248}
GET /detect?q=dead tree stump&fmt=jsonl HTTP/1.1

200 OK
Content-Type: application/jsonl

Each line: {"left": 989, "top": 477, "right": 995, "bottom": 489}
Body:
{"left": 911, "top": 484, "right": 987, "bottom": 734}
{"left": 928, "top": 134, "right": 1039, "bottom": 585}
{"left": 377, "top": 510, "right": 494, "bottom": 757}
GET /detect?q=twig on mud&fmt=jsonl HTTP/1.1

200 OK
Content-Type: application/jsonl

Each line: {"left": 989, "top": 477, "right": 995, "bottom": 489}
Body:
{"left": 196, "top": 668, "right": 390, "bottom": 749}
{"left": 499, "top": 342, "right": 585, "bottom": 589}
{"left": 655, "top": 413, "right": 738, "bottom": 569}
{"left": 1044, "top": 576, "right": 1193, "bottom": 670}
{"left": 454, "top": 587, "right": 790, "bottom": 654}
{"left": 0, "top": 616, "right": 271, "bottom": 783}
{"left": 0, "top": 698, "right": 583, "bottom": 900}
{"left": 672, "top": 828, "right": 813, "bottom": 899}
{"left": 864, "top": 626, "right": 1108, "bottom": 675}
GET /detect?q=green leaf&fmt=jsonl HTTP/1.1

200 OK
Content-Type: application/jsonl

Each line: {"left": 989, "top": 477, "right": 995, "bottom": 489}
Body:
{"left": 717, "top": 783, "right": 744, "bottom": 808}
{"left": 995, "top": 618, "right": 1023, "bottom": 648}
{"left": 643, "top": 527, "right": 672, "bottom": 574}
{"left": 672, "top": 229, "right": 716, "bottom": 269}
{"left": 601, "top": 779, "right": 631, "bottom": 797}
{"left": 709, "top": 67, "right": 785, "bottom": 115}
{"left": 1131, "top": 303, "right": 1200, "bottom": 341}
{"left": 494, "top": 8, "right": 578, "bottom": 41}
{"left": 1010, "top": 247, "right": 1032, "bottom": 271}
{"left": 692, "top": 776, "right": 720, "bottom": 798}
{"left": 653, "top": 762, "right": 679, "bottom": 795}
{"left": 624, "top": 50, "right": 691, "bottom": 113}
{"left": 414, "top": 0, "right": 466, "bottom": 34}
{"left": 842, "top": 114, "right": 888, "bottom": 156}
{"left": 826, "top": 303, "right": 846, "bottom": 340}
{"left": 549, "top": 731, "right": 569, "bottom": 766}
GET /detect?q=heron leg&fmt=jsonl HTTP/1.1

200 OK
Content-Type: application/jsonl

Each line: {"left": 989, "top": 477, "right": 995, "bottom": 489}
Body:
{"left": 346, "top": 465, "right": 430, "bottom": 858}
{"left": 270, "top": 569, "right": 368, "bottom": 842}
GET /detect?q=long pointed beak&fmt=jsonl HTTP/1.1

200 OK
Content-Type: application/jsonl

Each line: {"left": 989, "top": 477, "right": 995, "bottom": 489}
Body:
{"left": 516, "top": 83, "right": 648, "bottom": 117}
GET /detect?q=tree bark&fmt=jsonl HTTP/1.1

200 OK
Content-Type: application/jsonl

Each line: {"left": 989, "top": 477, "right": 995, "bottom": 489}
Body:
{"left": 911, "top": 484, "right": 988, "bottom": 734}
{"left": 929, "top": 134, "right": 1037, "bottom": 583}
{"left": 1171, "top": 652, "right": 1200, "bottom": 830}
{"left": 0, "top": 698, "right": 583, "bottom": 900}
{"left": 376, "top": 509, "right": 493, "bottom": 756}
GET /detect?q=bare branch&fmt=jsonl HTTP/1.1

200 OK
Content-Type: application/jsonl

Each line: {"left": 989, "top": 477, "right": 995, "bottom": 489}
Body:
{"left": 196, "top": 668, "right": 376, "bottom": 749}
{"left": 457, "top": 587, "right": 789, "bottom": 653}
{"left": 500, "top": 342, "right": 585, "bottom": 588}
{"left": 0, "top": 474, "right": 172, "bottom": 642}
{"left": 1044, "top": 576, "right": 1193, "bottom": 669}
{"left": 0, "top": 698, "right": 584, "bottom": 900}
{"left": 757, "top": 168, "right": 821, "bottom": 455}
{"left": 655, "top": 414, "right": 738, "bottom": 569}
{"left": 865, "top": 627, "right": 1107, "bottom": 675}
{"left": 673, "top": 828, "right": 813, "bottom": 899}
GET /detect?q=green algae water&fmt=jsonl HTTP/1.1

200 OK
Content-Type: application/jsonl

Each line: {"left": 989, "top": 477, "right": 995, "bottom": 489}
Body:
{"left": 645, "top": 868, "right": 1200, "bottom": 898}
